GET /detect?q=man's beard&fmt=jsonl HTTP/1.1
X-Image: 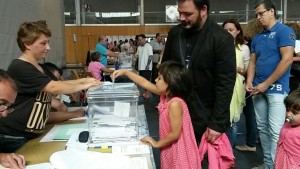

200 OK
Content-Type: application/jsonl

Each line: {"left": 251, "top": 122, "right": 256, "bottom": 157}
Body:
{"left": 180, "top": 15, "right": 202, "bottom": 31}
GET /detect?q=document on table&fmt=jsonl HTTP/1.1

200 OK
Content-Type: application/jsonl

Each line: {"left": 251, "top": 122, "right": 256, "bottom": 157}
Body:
{"left": 65, "top": 130, "right": 88, "bottom": 151}
{"left": 25, "top": 163, "right": 54, "bottom": 169}
{"left": 52, "top": 123, "right": 88, "bottom": 141}
{"left": 0, "top": 163, "right": 54, "bottom": 169}
{"left": 40, "top": 123, "right": 87, "bottom": 142}
{"left": 130, "top": 157, "right": 148, "bottom": 169}
{"left": 50, "top": 149, "right": 132, "bottom": 169}
{"left": 112, "top": 144, "right": 151, "bottom": 155}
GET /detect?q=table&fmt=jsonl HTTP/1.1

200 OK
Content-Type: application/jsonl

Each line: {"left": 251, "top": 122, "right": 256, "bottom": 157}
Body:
{"left": 16, "top": 106, "right": 156, "bottom": 169}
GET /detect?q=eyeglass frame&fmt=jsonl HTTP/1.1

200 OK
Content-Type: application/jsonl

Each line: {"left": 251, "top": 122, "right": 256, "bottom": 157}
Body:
{"left": 0, "top": 103, "right": 15, "bottom": 114}
{"left": 255, "top": 9, "right": 270, "bottom": 18}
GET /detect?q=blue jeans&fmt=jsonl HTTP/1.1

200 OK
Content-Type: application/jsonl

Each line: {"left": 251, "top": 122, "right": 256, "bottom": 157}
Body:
{"left": 0, "top": 134, "right": 27, "bottom": 153}
{"left": 252, "top": 93, "right": 286, "bottom": 169}
{"left": 226, "top": 122, "right": 238, "bottom": 147}
{"left": 243, "top": 93, "right": 257, "bottom": 147}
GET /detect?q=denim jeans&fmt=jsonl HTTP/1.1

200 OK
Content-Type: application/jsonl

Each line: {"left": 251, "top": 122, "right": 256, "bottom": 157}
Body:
{"left": 226, "top": 122, "right": 239, "bottom": 147}
{"left": 252, "top": 93, "right": 287, "bottom": 169}
{"left": 243, "top": 93, "right": 257, "bottom": 147}
{"left": 0, "top": 134, "right": 27, "bottom": 153}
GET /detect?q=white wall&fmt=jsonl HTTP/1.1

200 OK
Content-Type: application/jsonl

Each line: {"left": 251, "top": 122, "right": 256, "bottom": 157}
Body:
{"left": 0, "top": 0, "right": 65, "bottom": 70}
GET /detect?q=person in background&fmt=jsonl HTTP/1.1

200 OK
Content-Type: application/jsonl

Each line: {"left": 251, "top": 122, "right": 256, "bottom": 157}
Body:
{"left": 111, "top": 41, "right": 120, "bottom": 53}
{"left": 150, "top": 33, "right": 164, "bottom": 84}
{"left": 0, "top": 69, "right": 25, "bottom": 169}
{"left": 274, "top": 89, "right": 300, "bottom": 169}
{"left": 157, "top": 45, "right": 165, "bottom": 69}
{"left": 41, "top": 62, "right": 86, "bottom": 124}
{"left": 112, "top": 61, "right": 201, "bottom": 169}
{"left": 246, "top": 1, "right": 295, "bottom": 168}
{"left": 0, "top": 21, "right": 101, "bottom": 153}
{"left": 88, "top": 51, "right": 114, "bottom": 81}
{"left": 235, "top": 18, "right": 264, "bottom": 153}
{"left": 120, "top": 39, "right": 130, "bottom": 52}
{"left": 244, "top": 19, "right": 264, "bottom": 48}
{"left": 95, "top": 36, "right": 119, "bottom": 66}
{"left": 136, "top": 34, "right": 153, "bottom": 99}
{"left": 108, "top": 41, "right": 114, "bottom": 51}
{"left": 285, "top": 22, "right": 300, "bottom": 93}
{"left": 222, "top": 19, "right": 249, "bottom": 147}
{"left": 127, "top": 39, "right": 137, "bottom": 69}
{"left": 162, "top": 0, "right": 236, "bottom": 145}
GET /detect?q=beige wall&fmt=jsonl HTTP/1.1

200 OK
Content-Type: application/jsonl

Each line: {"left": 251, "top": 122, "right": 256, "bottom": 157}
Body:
{"left": 0, "top": 0, "right": 65, "bottom": 69}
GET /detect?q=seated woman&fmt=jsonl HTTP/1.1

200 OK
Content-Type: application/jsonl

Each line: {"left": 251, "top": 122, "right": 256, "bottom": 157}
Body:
{"left": 0, "top": 21, "right": 101, "bottom": 153}
{"left": 88, "top": 51, "right": 114, "bottom": 81}
{"left": 42, "top": 62, "right": 85, "bottom": 124}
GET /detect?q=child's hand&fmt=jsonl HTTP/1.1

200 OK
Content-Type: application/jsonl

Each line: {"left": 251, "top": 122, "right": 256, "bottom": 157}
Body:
{"left": 140, "top": 136, "right": 158, "bottom": 148}
{"left": 110, "top": 69, "right": 127, "bottom": 81}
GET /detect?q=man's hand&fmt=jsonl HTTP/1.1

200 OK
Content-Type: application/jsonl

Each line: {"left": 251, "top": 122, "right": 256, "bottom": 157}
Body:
{"left": 205, "top": 127, "right": 221, "bottom": 143}
{"left": 0, "top": 153, "right": 25, "bottom": 169}
{"left": 251, "top": 82, "right": 269, "bottom": 95}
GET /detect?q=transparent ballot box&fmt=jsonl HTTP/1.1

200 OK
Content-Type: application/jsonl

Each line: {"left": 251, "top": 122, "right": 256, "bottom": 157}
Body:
{"left": 119, "top": 52, "right": 132, "bottom": 68}
{"left": 86, "top": 83, "right": 139, "bottom": 147}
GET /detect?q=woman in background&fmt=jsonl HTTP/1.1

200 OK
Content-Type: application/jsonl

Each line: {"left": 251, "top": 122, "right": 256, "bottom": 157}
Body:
{"left": 223, "top": 19, "right": 249, "bottom": 147}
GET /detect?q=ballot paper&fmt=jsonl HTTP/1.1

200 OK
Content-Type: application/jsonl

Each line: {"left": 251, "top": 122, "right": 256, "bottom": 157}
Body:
{"left": 112, "top": 144, "right": 151, "bottom": 155}
{"left": 49, "top": 149, "right": 148, "bottom": 169}
{"left": 90, "top": 115, "right": 137, "bottom": 144}
{"left": 114, "top": 101, "right": 130, "bottom": 117}
{"left": 25, "top": 163, "right": 54, "bottom": 169}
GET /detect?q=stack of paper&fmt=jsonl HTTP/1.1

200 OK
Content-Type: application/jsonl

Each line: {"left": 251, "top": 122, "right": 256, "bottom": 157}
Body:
{"left": 90, "top": 115, "right": 137, "bottom": 144}
{"left": 49, "top": 149, "right": 148, "bottom": 169}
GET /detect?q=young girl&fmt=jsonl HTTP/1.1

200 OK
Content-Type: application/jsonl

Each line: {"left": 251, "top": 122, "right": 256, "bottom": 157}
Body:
{"left": 88, "top": 51, "right": 114, "bottom": 80}
{"left": 112, "top": 61, "right": 200, "bottom": 169}
{"left": 275, "top": 90, "right": 300, "bottom": 169}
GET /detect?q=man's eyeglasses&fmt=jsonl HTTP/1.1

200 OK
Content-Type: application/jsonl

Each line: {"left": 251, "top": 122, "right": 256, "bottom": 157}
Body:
{"left": 255, "top": 9, "right": 269, "bottom": 18}
{"left": 0, "top": 104, "right": 15, "bottom": 114}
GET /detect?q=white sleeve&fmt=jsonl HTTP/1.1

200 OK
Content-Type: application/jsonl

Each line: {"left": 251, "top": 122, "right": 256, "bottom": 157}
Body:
{"left": 241, "top": 44, "right": 250, "bottom": 69}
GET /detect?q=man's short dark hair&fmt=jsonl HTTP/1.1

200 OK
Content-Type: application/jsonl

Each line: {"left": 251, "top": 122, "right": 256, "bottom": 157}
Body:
{"left": 177, "top": 0, "right": 210, "bottom": 11}
{"left": 139, "top": 34, "right": 146, "bottom": 39}
{"left": 0, "top": 69, "right": 17, "bottom": 92}
{"left": 44, "top": 62, "right": 63, "bottom": 76}
{"left": 255, "top": 0, "right": 277, "bottom": 17}
{"left": 156, "top": 33, "right": 161, "bottom": 38}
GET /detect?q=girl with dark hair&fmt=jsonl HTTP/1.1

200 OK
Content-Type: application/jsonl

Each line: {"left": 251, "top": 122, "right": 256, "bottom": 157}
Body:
{"left": 88, "top": 51, "right": 114, "bottom": 80}
{"left": 112, "top": 61, "right": 200, "bottom": 169}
